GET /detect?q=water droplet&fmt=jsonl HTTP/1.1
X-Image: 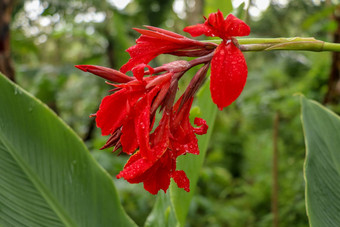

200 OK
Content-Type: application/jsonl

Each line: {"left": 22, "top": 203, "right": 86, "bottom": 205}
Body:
{"left": 70, "top": 160, "right": 77, "bottom": 174}
{"left": 14, "top": 86, "right": 19, "bottom": 95}
{"left": 139, "top": 122, "right": 145, "bottom": 129}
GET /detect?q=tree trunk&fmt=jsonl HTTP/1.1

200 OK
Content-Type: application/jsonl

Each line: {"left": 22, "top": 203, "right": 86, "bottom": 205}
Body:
{"left": 186, "top": 0, "right": 204, "bottom": 25}
{"left": 272, "top": 112, "right": 280, "bottom": 227}
{"left": 0, "top": 0, "right": 15, "bottom": 82}
{"left": 323, "top": 6, "right": 340, "bottom": 104}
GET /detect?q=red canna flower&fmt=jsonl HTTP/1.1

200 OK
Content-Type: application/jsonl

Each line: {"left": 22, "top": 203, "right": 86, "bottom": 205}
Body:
{"left": 76, "top": 10, "right": 250, "bottom": 194}
{"left": 184, "top": 10, "right": 250, "bottom": 110}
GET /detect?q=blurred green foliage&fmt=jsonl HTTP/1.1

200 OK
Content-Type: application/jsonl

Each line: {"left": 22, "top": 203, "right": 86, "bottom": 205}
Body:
{"left": 9, "top": 0, "right": 338, "bottom": 226}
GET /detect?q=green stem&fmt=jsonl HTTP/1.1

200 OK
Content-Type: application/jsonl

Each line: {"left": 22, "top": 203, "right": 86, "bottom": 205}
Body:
{"left": 201, "top": 37, "right": 340, "bottom": 52}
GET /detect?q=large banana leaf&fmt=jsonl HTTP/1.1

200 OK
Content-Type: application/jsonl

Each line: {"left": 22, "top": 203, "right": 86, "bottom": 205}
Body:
{"left": 0, "top": 74, "right": 136, "bottom": 227}
{"left": 301, "top": 97, "right": 340, "bottom": 227}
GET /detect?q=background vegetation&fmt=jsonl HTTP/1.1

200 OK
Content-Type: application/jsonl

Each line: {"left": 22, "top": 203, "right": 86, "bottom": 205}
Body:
{"left": 2, "top": 0, "right": 340, "bottom": 226}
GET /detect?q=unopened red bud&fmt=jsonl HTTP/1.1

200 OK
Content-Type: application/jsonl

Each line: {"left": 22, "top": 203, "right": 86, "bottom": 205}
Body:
{"left": 145, "top": 73, "right": 172, "bottom": 89}
{"left": 179, "top": 63, "right": 209, "bottom": 110}
{"left": 75, "top": 65, "right": 133, "bottom": 83}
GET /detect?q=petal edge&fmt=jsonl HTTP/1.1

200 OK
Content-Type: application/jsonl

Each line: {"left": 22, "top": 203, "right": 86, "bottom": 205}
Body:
{"left": 210, "top": 42, "right": 247, "bottom": 110}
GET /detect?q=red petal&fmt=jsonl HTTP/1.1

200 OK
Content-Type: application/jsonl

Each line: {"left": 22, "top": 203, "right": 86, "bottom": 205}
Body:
{"left": 121, "top": 118, "right": 138, "bottom": 154}
{"left": 131, "top": 64, "right": 150, "bottom": 82}
{"left": 210, "top": 42, "right": 247, "bottom": 110}
{"left": 120, "top": 37, "right": 159, "bottom": 73}
{"left": 172, "top": 170, "right": 190, "bottom": 192}
{"left": 120, "top": 28, "right": 205, "bottom": 73}
{"left": 120, "top": 35, "right": 182, "bottom": 73}
{"left": 133, "top": 28, "right": 184, "bottom": 43}
{"left": 134, "top": 86, "right": 163, "bottom": 160}
{"left": 143, "top": 151, "right": 174, "bottom": 194}
{"left": 171, "top": 123, "right": 199, "bottom": 156}
{"left": 96, "top": 88, "right": 145, "bottom": 136}
{"left": 95, "top": 89, "right": 129, "bottom": 136}
{"left": 171, "top": 98, "right": 200, "bottom": 156}
{"left": 135, "top": 102, "right": 151, "bottom": 159}
{"left": 184, "top": 12, "right": 250, "bottom": 40}
{"left": 116, "top": 155, "right": 153, "bottom": 182}
{"left": 183, "top": 24, "right": 213, "bottom": 37}
{"left": 206, "top": 9, "right": 225, "bottom": 33}
{"left": 143, "top": 165, "right": 171, "bottom": 194}
{"left": 184, "top": 10, "right": 224, "bottom": 38}
{"left": 120, "top": 86, "right": 159, "bottom": 155}
{"left": 172, "top": 97, "right": 193, "bottom": 128}
{"left": 224, "top": 14, "right": 250, "bottom": 37}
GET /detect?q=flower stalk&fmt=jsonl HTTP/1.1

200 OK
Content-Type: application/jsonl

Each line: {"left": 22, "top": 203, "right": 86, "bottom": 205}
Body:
{"left": 202, "top": 37, "right": 340, "bottom": 52}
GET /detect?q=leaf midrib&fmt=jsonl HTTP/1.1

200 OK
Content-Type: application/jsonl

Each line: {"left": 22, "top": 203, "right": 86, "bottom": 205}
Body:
{"left": 0, "top": 131, "right": 76, "bottom": 227}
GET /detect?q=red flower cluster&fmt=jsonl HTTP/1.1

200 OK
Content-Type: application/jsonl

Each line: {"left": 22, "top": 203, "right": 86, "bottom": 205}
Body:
{"left": 76, "top": 10, "right": 250, "bottom": 194}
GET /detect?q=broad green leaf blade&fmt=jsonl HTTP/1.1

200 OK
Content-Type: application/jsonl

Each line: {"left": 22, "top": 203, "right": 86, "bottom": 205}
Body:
{"left": 0, "top": 74, "right": 136, "bottom": 227}
{"left": 170, "top": 80, "right": 218, "bottom": 227}
{"left": 301, "top": 97, "right": 340, "bottom": 227}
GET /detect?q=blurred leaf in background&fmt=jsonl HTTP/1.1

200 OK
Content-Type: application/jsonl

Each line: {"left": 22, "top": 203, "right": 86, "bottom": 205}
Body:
{"left": 302, "top": 97, "right": 340, "bottom": 227}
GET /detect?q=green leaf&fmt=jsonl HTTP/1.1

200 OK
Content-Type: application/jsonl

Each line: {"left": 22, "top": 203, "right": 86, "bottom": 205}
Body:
{"left": 144, "top": 192, "right": 177, "bottom": 227}
{"left": 170, "top": 80, "right": 218, "bottom": 227}
{"left": 301, "top": 97, "right": 340, "bottom": 227}
{"left": 0, "top": 74, "right": 136, "bottom": 227}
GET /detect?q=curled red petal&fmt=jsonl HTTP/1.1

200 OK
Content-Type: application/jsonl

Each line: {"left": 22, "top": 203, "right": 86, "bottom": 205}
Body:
{"left": 193, "top": 117, "right": 208, "bottom": 135}
{"left": 210, "top": 41, "right": 247, "bottom": 110}
{"left": 172, "top": 170, "right": 190, "bottom": 192}
{"left": 131, "top": 64, "right": 154, "bottom": 82}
